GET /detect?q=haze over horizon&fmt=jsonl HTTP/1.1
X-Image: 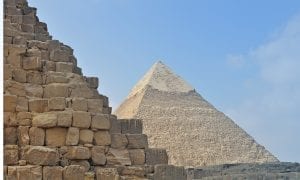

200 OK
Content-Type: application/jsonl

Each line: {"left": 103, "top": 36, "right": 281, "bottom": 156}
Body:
{"left": 28, "top": 0, "right": 300, "bottom": 162}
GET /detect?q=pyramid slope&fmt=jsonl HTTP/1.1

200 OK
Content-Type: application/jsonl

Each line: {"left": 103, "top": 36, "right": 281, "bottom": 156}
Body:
{"left": 115, "top": 62, "right": 278, "bottom": 167}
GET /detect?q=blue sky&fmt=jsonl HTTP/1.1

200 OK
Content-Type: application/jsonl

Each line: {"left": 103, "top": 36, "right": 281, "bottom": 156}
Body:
{"left": 28, "top": 0, "right": 300, "bottom": 162}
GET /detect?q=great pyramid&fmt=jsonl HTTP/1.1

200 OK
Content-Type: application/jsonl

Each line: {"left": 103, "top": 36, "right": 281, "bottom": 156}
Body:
{"left": 115, "top": 61, "right": 278, "bottom": 167}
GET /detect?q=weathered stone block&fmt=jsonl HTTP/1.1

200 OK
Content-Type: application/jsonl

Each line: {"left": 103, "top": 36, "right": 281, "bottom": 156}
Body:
{"left": 56, "top": 62, "right": 73, "bottom": 73}
{"left": 45, "top": 72, "right": 69, "bottom": 84}
{"left": 46, "top": 128, "right": 67, "bottom": 146}
{"left": 65, "top": 146, "right": 91, "bottom": 160}
{"left": 57, "top": 111, "right": 72, "bottom": 127}
{"left": 29, "top": 127, "right": 45, "bottom": 146}
{"left": 17, "top": 112, "right": 32, "bottom": 126}
{"left": 22, "top": 56, "right": 42, "bottom": 70}
{"left": 72, "top": 111, "right": 91, "bottom": 128}
{"left": 106, "top": 148, "right": 131, "bottom": 166}
{"left": 25, "top": 146, "right": 58, "bottom": 165}
{"left": 27, "top": 71, "right": 43, "bottom": 84}
{"left": 94, "top": 131, "right": 111, "bottom": 146}
{"left": 91, "top": 146, "right": 106, "bottom": 165}
{"left": 66, "top": 127, "right": 79, "bottom": 145}
{"left": 28, "top": 40, "right": 48, "bottom": 50}
{"left": 23, "top": 15, "right": 36, "bottom": 25}
{"left": 119, "top": 119, "right": 143, "bottom": 134}
{"left": 87, "top": 99, "right": 103, "bottom": 113}
{"left": 72, "top": 98, "right": 88, "bottom": 111}
{"left": 110, "top": 115, "right": 121, "bottom": 134}
{"left": 129, "top": 149, "right": 145, "bottom": 165}
{"left": 43, "top": 166, "right": 63, "bottom": 180}
{"left": 17, "top": 166, "right": 43, "bottom": 180}
{"left": 126, "top": 134, "right": 148, "bottom": 149}
{"left": 85, "top": 77, "right": 99, "bottom": 89}
{"left": 17, "top": 126, "right": 29, "bottom": 146}
{"left": 49, "top": 97, "right": 66, "bottom": 111}
{"left": 44, "top": 60, "right": 56, "bottom": 72}
{"left": 12, "top": 69, "right": 27, "bottom": 83}
{"left": 96, "top": 168, "right": 120, "bottom": 180}
{"left": 44, "top": 83, "right": 69, "bottom": 98}
{"left": 118, "top": 166, "right": 145, "bottom": 177}
{"left": 16, "top": 96, "right": 28, "bottom": 112}
{"left": 4, "top": 94, "right": 17, "bottom": 112}
{"left": 63, "top": 165, "right": 85, "bottom": 180}
{"left": 4, "top": 64, "right": 12, "bottom": 80}
{"left": 4, "top": 112, "right": 18, "bottom": 126}
{"left": 28, "top": 99, "right": 48, "bottom": 113}
{"left": 85, "top": 172, "right": 95, "bottom": 180}
{"left": 91, "top": 114, "right": 111, "bottom": 130}
{"left": 25, "top": 84, "right": 43, "bottom": 97}
{"left": 111, "top": 134, "right": 128, "bottom": 149}
{"left": 4, "top": 127, "right": 17, "bottom": 144}
{"left": 4, "top": 145, "right": 19, "bottom": 165}
{"left": 70, "top": 160, "right": 90, "bottom": 172}
{"left": 145, "top": 149, "right": 168, "bottom": 165}
{"left": 70, "top": 83, "right": 94, "bottom": 98}
{"left": 50, "top": 49, "right": 69, "bottom": 62}
{"left": 153, "top": 165, "right": 186, "bottom": 180}
{"left": 79, "top": 129, "right": 94, "bottom": 144}
{"left": 7, "top": 53, "right": 21, "bottom": 68}
{"left": 32, "top": 113, "right": 57, "bottom": 127}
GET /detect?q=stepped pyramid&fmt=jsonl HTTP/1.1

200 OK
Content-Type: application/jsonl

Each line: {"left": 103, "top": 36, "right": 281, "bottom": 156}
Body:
{"left": 115, "top": 61, "right": 278, "bottom": 167}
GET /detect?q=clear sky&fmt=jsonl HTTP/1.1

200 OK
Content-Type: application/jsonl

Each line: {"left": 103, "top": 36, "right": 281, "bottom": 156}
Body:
{"left": 28, "top": 0, "right": 300, "bottom": 162}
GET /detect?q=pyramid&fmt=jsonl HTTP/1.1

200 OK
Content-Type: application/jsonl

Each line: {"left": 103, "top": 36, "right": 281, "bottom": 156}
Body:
{"left": 115, "top": 61, "right": 278, "bottom": 167}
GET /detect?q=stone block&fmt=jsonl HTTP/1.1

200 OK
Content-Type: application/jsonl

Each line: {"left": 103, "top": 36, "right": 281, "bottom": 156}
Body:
{"left": 85, "top": 77, "right": 99, "bottom": 89}
{"left": 44, "top": 60, "right": 56, "bottom": 71}
{"left": 28, "top": 40, "right": 48, "bottom": 50}
{"left": 49, "top": 97, "right": 66, "bottom": 111}
{"left": 17, "top": 112, "right": 32, "bottom": 126}
{"left": 70, "top": 83, "right": 94, "bottom": 98}
{"left": 57, "top": 111, "right": 72, "bottom": 127}
{"left": 72, "top": 111, "right": 91, "bottom": 128}
{"left": 32, "top": 113, "right": 57, "bottom": 127}
{"left": 70, "top": 160, "right": 90, "bottom": 172}
{"left": 72, "top": 98, "right": 88, "bottom": 111}
{"left": 118, "top": 166, "right": 145, "bottom": 177}
{"left": 63, "top": 165, "right": 85, "bottom": 180}
{"left": 17, "top": 166, "right": 43, "bottom": 180}
{"left": 109, "top": 115, "right": 121, "bottom": 134}
{"left": 111, "top": 134, "right": 128, "bottom": 149}
{"left": 43, "top": 166, "right": 63, "bottom": 180}
{"left": 25, "top": 84, "right": 43, "bottom": 97}
{"left": 129, "top": 149, "right": 145, "bottom": 165}
{"left": 44, "top": 83, "right": 69, "bottom": 98}
{"left": 27, "top": 71, "right": 43, "bottom": 84}
{"left": 4, "top": 127, "right": 17, "bottom": 144}
{"left": 85, "top": 172, "right": 95, "bottom": 180}
{"left": 4, "top": 145, "right": 19, "bottom": 165}
{"left": 4, "top": 94, "right": 17, "bottom": 112}
{"left": 153, "top": 165, "right": 186, "bottom": 180}
{"left": 13, "top": 36, "right": 27, "bottom": 45}
{"left": 94, "top": 131, "right": 111, "bottom": 146}
{"left": 50, "top": 49, "right": 70, "bottom": 62}
{"left": 46, "top": 128, "right": 67, "bottom": 146}
{"left": 91, "top": 114, "right": 111, "bottom": 130}
{"left": 66, "top": 127, "right": 79, "bottom": 145}
{"left": 25, "top": 146, "right": 58, "bottom": 165}
{"left": 45, "top": 72, "right": 69, "bottom": 84}
{"left": 17, "top": 126, "right": 29, "bottom": 146}
{"left": 7, "top": 53, "right": 21, "bottom": 68}
{"left": 145, "top": 149, "right": 168, "bottom": 165}
{"left": 96, "top": 168, "right": 120, "bottom": 180}
{"left": 79, "top": 129, "right": 94, "bottom": 144}
{"left": 91, "top": 146, "right": 106, "bottom": 165}
{"left": 7, "top": 166, "right": 17, "bottom": 180}
{"left": 22, "top": 15, "right": 36, "bottom": 25}
{"left": 119, "top": 119, "right": 143, "bottom": 134}
{"left": 22, "top": 56, "right": 42, "bottom": 70}
{"left": 28, "top": 99, "right": 48, "bottom": 113}
{"left": 4, "top": 64, "right": 12, "bottom": 80}
{"left": 12, "top": 69, "right": 27, "bottom": 83}
{"left": 65, "top": 146, "right": 91, "bottom": 160}
{"left": 87, "top": 99, "right": 103, "bottom": 113}
{"left": 4, "top": 112, "right": 18, "bottom": 126}
{"left": 16, "top": 96, "right": 28, "bottom": 112}
{"left": 106, "top": 148, "right": 131, "bottom": 166}
{"left": 29, "top": 127, "right": 45, "bottom": 146}
{"left": 126, "top": 134, "right": 148, "bottom": 149}
{"left": 21, "top": 24, "right": 34, "bottom": 33}
{"left": 5, "top": 81, "right": 26, "bottom": 97}
{"left": 56, "top": 62, "right": 73, "bottom": 73}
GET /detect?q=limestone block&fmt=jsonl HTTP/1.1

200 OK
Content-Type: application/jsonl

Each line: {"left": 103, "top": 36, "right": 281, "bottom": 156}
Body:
{"left": 63, "top": 165, "right": 85, "bottom": 180}
{"left": 96, "top": 168, "right": 120, "bottom": 180}
{"left": 66, "top": 127, "right": 79, "bottom": 145}
{"left": 119, "top": 119, "right": 143, "bottom": 134}
{"left": 7, "top": 166, "right": 17, "bottom": 180}
{"left": 79, "top": 129, "right": 94, "bottom": 144}
{"left": 43, "top": 166, "right": 63, "bottom": 180}
{"left": 44, "top": 61, "right": 56, "bottom": 72}
{"left": 32, "top": 113, "right": 57, "bottom": 127}
{"left": 111, "top": 134, "right": 128, "bottom": 149}
{"left": 129, "top": 149, "right": 145, "bottom": 165}
{"left": 46, "top": 128, "right": 67, "bottom": 146}
{"left": 17, "top": 112, "right": 32, "bottom": 125}
{"left": 4, "top": 145, "right": 19, "bottom": 165}
{"left": 110, "top": 115, "right": 121, "bottom": 134}
{"left": 7, "top": 53, "right": 21, "bottom": 68}
{"left": 4, "top": 64, "right": 12, "bottom": 80}
{"left": 145, "top": 149, "right": 168, "bottom": 165}
{"left": 27, "top": 71, "right": 43, "bottom": 85}
{"left": 87, "top": 99, "right": 103, "bottom": 113}
{"left": 45, "top": 72, "right": 69, "bottom": 84}
{"left": 22, "top": 56, "right": 42, "bottom": 70}
{"left": 28, "top": 40, "right": 48, "bottom": 50}
{"left": 72, "top": 98, "right": 88, "bottom": 111}
{"left": 85, "top": 77, "right": 99, "bottom": 89}
{"left": 4, "top": 112, "right": 18, "bottom": 126}
{"left": 4, "top": 127, "right": 17, "bottom": 144}
{"left": 91, "top": 114, "right": 111, "bottom": 130}
{"left": 70, "top": 83, "right": 94, "bottom": 98}
{"left": 12, "top": 69, "right": 27, "bottom": 83}
{"left": 49, "top": 97, "right": 66, "bottom": 111}
{"left": 118, "top": 166, "right": 145, "bottom": 177}
{"left": 126, "top": 134, "right": 148, "bottom": 149}
{"left": 50, "top": 49, "right": 70, "bottom": 62}
{"left": 70, "top": 160, "right": 90, "bottom": 172}
{"left": 72, "top": 111, "right": 91, "bottom": 128}
{"left": 44, "top": 83, "right": 69, "bottom": 98}
{"left": 91, "top": 146, "right": 106, "bottom": 165}
{"left": 13, "top": 36, "right": 27, "bottom": 45}
{"left": 94, "top": 131, "right": 111, "bottom": 146}
{"left": 28, "top": 99, "right": 48, "bottom": 113}
{"left": 57, "top": 111, "right": 72, "bottom": 127}
{"left": 25, "top": 84, "right": 43, "bottom": 97}
{"left": 29, "top": 127, "right": 45, "bottom": 146}
{"left": 25, "top": 146, "right": 58, "bottom": 165}
{"left": 5, "top": 81, "right": 26, "bottom": 97}
{"left": 16, "top": 97, "right": 28, "bottom": 112}
{"left": 22, "top": 15, "right": 36, "bottom": 25}
{"left": 153, "top": 165, "right": 186, "bottom": 180}
{"left": 4, "top": 94, "right": 17, "bottom": 112}
{"left": 16, "top": 166, "right": 43, "bottom": 180}
{"left": 21, "top": 24, "right": 34, "bottom": 33}
{"left": 17, "top": 126, "right": 29, "bottom": 146}
{"left": 65, "top": 146, "right": 91, "bottom": 160}
{"left": 106, "top": 148, "right": 131, "bottom": 166}
{"left": 85, "top": 172, "right": 95, "bottom": 180}
{"left": 56, "top": 62, "right": 73, "bottom": 73}
{"left": 47, "top": 40, "right": 60, "bottom": 51}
